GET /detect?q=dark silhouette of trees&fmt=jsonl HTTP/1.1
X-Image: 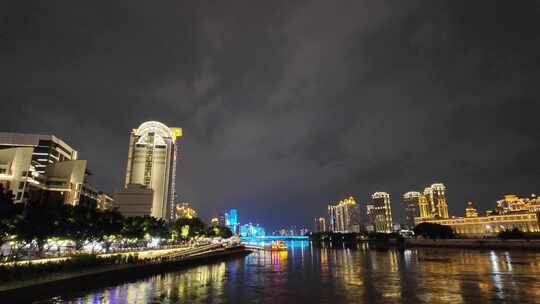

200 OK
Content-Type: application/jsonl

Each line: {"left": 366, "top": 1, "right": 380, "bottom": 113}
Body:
{"left": 0, "top": 184, "right": 17, "bottom": 246}
{"left": 1, "top": 191, "right": 230, "bottom": 258}
{"left": 121, "top": 216, "right": 146, "bottom": 242}
{"left": 498, "top": 228, "right": 524, "bottom": 239}
{"left": 170, "top": 217, "right": 206, "bottom": 240}
{"left": 15, "top": 199, "right": 66, "bottom": 254}
{"left": 205, "top": 226, "right": 233, "bottom": 238}
{"left": 413, "top": 222, "right": 455, "bottom": 239}
{"left": 141, "top": 216, "right": 169, "bottom": 240}
{"left": 63, "top": 200, "right": 111, "bottom": 251}
{"left": 98, "top": 208, "right": 124, "bottom": 251}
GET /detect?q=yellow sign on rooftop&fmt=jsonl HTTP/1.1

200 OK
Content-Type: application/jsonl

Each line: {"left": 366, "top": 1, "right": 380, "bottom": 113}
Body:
{"left": 171, "top": 128, "right": 183, "bottom": 137}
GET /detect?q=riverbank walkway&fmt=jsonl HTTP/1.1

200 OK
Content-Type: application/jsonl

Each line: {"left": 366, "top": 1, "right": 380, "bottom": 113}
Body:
{"left": 0, "top": 242, "right": 251, "bottom": 295}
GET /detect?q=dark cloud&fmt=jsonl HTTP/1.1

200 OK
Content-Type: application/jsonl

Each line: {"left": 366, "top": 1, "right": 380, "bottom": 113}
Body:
{"left": 2, "top": 0, "right": 540, "bottom": 230}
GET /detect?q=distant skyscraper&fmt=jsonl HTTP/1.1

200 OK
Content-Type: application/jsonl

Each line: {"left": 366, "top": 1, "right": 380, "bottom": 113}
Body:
{"left": 123, "top": 121, "right": 182, "bottom": 220}
{"left": 224, "top": 208, "right": 239, "bottom": 234}
{"left": 418, "top": 194, "right": 430, "bottom": 219}
{"left": 424, "top": 183, "right": 449, "bottom": 219}
{"left": 370, "top": 192, "right": 393, "bottom": 233}
{"left": 328, "top": 197, "right": 360, "bottom": 233}
{"left": 314, "top": 217, "right": 326, "bottom": 232}
{"left": 403, "top": 191, "right": 421, "bottom": 230}
{"left": 423, "top": 187, "right": 435, "bottom": 216}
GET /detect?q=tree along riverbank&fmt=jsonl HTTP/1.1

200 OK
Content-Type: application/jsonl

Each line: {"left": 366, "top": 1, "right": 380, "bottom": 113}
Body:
{"left": 0, "top": 245, "right": 251, "bottom": 302}
{"left": 402, "top": 238, "right": 540, "bottom": 250}
{"left": 309, "top": 231, "right": 540, "bottom": 251}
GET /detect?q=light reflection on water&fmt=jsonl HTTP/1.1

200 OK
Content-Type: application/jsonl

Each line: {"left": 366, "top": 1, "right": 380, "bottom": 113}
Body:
{"left": 40, "top": 241, "right": 540, "bottom": 303}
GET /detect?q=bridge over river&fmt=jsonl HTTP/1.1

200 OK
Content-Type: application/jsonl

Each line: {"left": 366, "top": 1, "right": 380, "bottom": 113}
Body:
{"left": 240, "top": 235, "right": 309, "bottom": 241}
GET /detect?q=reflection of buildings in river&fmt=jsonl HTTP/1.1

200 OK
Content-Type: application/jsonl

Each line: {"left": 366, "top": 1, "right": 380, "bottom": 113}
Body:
{"left": 102, "top": 262, "right": 228, "bottom": 303}
{"left": 319, "top": 247, "right": 329, "bottom": 274}
{"left": 411, "top": 249, "right": 537, "bottom": 303}
{"left": 71, "top": 253, "right": 228, "bottom": 301}
{"left": 271, "top": 250, "right": 288, "bottom": 269}
{"left": 413, "top": 251, "right": 464, "bottom": 304}
{"left": 336, "top": 248, "right": 365, "bottom": 297}
{"left": 173, "top": 262, "right": 227, "bottom": 300}
{"left": 372, "top": 250, "right": 401, "bottom": 301}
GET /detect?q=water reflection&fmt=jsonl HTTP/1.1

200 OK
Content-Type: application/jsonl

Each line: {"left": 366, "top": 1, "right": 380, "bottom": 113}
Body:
{"left": 41, "top": 241, "right": 540, "bottom": 304}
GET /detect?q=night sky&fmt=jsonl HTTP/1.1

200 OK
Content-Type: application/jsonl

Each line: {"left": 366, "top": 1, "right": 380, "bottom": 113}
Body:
{"left": 2, "top": 1, "right": 540, "bottom": 231}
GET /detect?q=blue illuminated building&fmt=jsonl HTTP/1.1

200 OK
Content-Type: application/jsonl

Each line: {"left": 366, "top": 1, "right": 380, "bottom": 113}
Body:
{"left": 224, "top": 208, "right": 239, "bottom": 235}
{"left": 239, "top": 223, "right": 266, "bottom": 238}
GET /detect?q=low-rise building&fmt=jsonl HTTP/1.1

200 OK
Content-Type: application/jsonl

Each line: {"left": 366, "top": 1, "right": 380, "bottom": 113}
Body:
{"left": 0, "top": 132, "right": 108, "bottom": 206}
{"left": 239, "top": 223, "right": 265, "bottom": 238}
{"left": 97, "top": 192, "right": 114, "bottom": 210}
{"left": 113, "top": 184, "right": 154, "bottom": 217}
{"left": 416, "top": 194, "right": 540, "bottom": 237}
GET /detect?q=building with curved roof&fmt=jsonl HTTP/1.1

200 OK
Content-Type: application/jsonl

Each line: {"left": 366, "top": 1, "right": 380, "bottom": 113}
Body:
{"left": 118, "top": 121, "right": 182, "bottom": 220}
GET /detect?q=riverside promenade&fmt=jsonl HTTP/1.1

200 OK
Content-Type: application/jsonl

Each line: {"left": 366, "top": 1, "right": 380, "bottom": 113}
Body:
{"left": 0, "top": 242, "right": 251, "bottom": 302}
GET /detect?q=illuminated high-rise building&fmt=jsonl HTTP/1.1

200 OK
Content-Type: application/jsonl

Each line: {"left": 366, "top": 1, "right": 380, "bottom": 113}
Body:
{"left": 431, "top": 183, "right": 449, "bottom": 218}
{"left": 123, "top": 121, "right": 182, "bottom": 220}
{"left": 423, "top": 187, "right": 435, "bottom": 216}
{"left": 328, "top": 197, "right": 360, "bottom": 233}
{"left": 403, "top": 191, "right": 421, "bottom": 230}
{"left": 224, "top": 208, "right": 239, "bottom": 235}
{"left": 423, "top": 183, "right": 449, "bottom": 219}
{"left": 370, "top": 192, "right": 393, "bottom": 233}
{"left": 418, "top": 194, "right": 430, "bottom": 218}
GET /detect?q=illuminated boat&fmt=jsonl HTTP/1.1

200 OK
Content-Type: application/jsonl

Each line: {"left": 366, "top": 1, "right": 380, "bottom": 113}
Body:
{"left": 269, "top": 240, "right": 287, "bottom": 251}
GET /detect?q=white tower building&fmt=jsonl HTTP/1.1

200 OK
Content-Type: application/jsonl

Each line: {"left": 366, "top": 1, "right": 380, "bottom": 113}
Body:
{"left": 123, "top": 121, "right": 182, "bottom": 220}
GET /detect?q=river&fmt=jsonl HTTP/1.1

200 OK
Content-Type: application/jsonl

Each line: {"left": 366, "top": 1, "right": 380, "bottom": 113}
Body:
{"left": 39, "top": 240, "right": 540, "bottom": 303}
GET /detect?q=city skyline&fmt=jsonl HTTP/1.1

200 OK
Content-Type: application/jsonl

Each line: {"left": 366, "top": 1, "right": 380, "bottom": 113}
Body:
{"left": 2, "top": 1, "right": 540, "bottom": 231}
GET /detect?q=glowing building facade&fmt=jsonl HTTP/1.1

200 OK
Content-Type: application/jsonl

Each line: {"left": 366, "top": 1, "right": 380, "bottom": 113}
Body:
{"left": 210, "top": 217, "right": 220, "bottom": 226}
{"left": 416, "top": 194, "right": 540, "bottom": 237}
{"left": 0, "top": 132, "right": 89, "bottom": 205}
{"left": 175, "top": 203, "right": 197, "bottom": 219}
{"left": 314, "top": 217, "right": 326, "bottom": 232}
{"left": 239, "top": 223, "right": 265, "bottom": 238}
{"left": 328, "top": 197, "right": 360, "bottom": 233}
{"left": 403, "top": 191, "right": 421, "bottom": 230}
{"left": 369, "top": 192, "right": 393, "bottom": 233}
{"left": 224, "top": 208, "right": 239, "bottom": 235}
{"left": 122, "top": 121, "right": 182, "bottom": 220}
{"left": 423, "top": 183, "right": 449, "bottom": 219}
{"left": 465, "top": 201, "right": 479, "bottom": 218}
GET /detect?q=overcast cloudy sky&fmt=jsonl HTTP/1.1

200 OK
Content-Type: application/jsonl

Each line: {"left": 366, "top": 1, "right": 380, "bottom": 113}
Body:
{"left": 2, "top": 1, "right": 539, "bottom": 230}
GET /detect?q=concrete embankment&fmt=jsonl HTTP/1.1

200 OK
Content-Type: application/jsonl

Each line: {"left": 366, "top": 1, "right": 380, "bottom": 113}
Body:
{"left": 404, "top": 239, "right": 540, "bottom": 250}
{"left": 0, "top": 245, "right": 251, "bottom": 302}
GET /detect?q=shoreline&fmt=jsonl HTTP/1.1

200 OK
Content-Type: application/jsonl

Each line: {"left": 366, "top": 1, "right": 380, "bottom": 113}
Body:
{"left": 402, "top": 238, "right": 540, "bottom": 250}
{"left": 0, "top": 246, "right": 252, "bottom": 302}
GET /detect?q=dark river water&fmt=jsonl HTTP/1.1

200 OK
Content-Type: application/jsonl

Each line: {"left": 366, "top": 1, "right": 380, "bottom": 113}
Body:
{"left": 40, "top": 240, "right": 540, "bottom": 304}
